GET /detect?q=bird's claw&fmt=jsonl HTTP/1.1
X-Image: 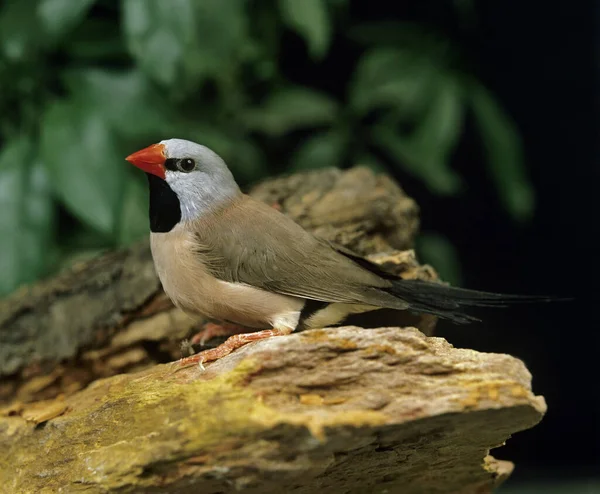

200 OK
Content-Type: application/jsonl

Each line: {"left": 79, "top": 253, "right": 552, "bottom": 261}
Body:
{"left": 189, "top": 322, "right": 249, "bottom": 346}
{"left": 171, "top": 327, "right": 292, "bottom": 371}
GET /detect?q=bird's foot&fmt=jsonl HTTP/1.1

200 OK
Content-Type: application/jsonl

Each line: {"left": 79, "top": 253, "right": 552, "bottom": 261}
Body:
{"left": 190, "top": 322, "right": 250, "bottom": 346}
{"left": 176, "top": 327, "right": 293, "bottom": 369}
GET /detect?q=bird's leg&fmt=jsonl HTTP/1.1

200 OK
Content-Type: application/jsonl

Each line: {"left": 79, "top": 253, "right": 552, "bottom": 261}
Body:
{"left": 189, "top": 321, "right": 250, "bottom": 346}
{"left": 176, "top": 327, "right": 293, "bottom": 368}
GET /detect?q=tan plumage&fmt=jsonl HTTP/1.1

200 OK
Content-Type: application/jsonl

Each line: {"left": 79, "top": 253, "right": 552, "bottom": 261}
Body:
{"left": 151, "top": 194, "right": 396, "bottom": 332}
{"left": 150, "top": 221, "right": 305, "bottom": 331}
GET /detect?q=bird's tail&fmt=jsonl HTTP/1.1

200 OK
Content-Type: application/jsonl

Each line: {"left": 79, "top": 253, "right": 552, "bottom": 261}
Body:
{"left": 388, "top": 279, "right": 565, "bottom": 324}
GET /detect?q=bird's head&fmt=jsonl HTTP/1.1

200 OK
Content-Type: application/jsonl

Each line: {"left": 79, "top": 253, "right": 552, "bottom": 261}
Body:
{"left": 126, "top": 138, "right": 241, "bottom": 230}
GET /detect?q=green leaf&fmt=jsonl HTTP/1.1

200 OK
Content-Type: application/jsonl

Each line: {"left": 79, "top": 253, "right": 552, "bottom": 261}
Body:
{"left": 244, "top": 86, "right": 338, "bottom": 136}
{"left": 0, "top": 0, "right": 47, "bottom": 60}
{"left": 118, "top": 175, "right": 149, "bottom": 245}
{"left": 279, "top": 0, "right": 331, "bottom": 59}
{"left": 41, "top": 100, "right": 125, "bottom": 234}
{"left": 123, "top": 0, "right": 194, "bottom": 86}
{"left": 67, "top": 18, "right": 127, "bottom": 60}
{"left": 417, "top": 232, "right": 463, "bottom": 286}
{"left": 289, "top": 130, "right": 347, "bottom": 171}
{"left": 372, "top": 75, "right": 464, "bottom": 195}
{"left": 350, "top": 22, "right": 447, "bottom": 52}
{"left": 0, "top": 137, "right": 55, "bottom": 296}
{"left": 469, "top": 82, "right": 534, "bottom": 221}
{"left": 184, "top": 0, "right": 247, "bottom": 82}
{"left": 228, "top": 140, "right": 270, "bottom": 184}
{"left": 0, "top": 0, "right": 95, "bottom": 60}
{"left": 37, "top": 0, "right": 96, "bottom": 39}
{"left": 355, "top": 153, "right": 387, "bottom": 173}
{"left": 54, "top": 224, "right": 112, "bottom": 272}
{"left": 122, "top": 0, "right": 247, "bottom": 90}
{"left": 65, "top": 68, "right": 170, "bottom": 139}
{"left": 350, "top": 47, "right": 437, "bottom": 117}
{"left": 61, "top": 224, "right": 112, "bottom": 251}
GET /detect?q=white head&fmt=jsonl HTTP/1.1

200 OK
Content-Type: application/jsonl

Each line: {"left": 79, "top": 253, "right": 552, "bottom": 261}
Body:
{"left": 126, "top": 138, "right": 241, "bottom": 229}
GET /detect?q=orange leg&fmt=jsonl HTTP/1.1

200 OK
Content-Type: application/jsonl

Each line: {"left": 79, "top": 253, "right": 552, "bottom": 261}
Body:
{"left": 177, "top": 327, "right": 293, "bottom": 369}
{"left": 190, "top": 322, "right": 250, "bottom": 346}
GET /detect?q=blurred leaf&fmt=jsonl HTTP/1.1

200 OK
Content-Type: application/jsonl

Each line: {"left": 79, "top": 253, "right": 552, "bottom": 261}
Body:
{"left": 245, "top": 87, "right": 338, "bottom": 136}
{"left": 470, "top": 82, "right": 534, "bottom": 220}
{"left": 67, "top": 18, "right": 127, "bottom": 60}
{"left": 118, "top": 175, "right": 149, "bottom": 245}
{"left": 123, "top": 0, "right": 247, "bottom": 91}
{"left": 41, "top": 101, "right": 125, "bottom": 234}
{"left": 351, "top": 21, "right": 423, "bottom": 46}
{"left": 185, "top": 0, "right": 247, "bottom": 82}
{"left": 350, "top": 21, "right": 450, "bottom": 53}
{"left": 0, "top": 0, "right": 94, "bottom": 60}
{"left": 61, "top": 224, "right": 112, "bottom": 251}
{"left": 0, "top": 0, "right": 47, "bottom": 59}
{"left": 355, "top": 152, "right": 387, "bottom": 173}
{"left": 65, "top": 68, "right": 170, "bottom": 138}
{"left": 289, "top": 130, "right": 347, "bottom": 171}
{"left": 230, "top": 139, "right": 270, "bottom": 184}
{"left": 350, "top": 47, "right": 436, "bottom": 117}
{"left": 55, "top": 224, "right": 112, "bottom": 271}
{"left": 123, "top": 0, "right": 194, "bottom": 86}
{"left": 372, "top": 75, "right": 464, "bottom": 195}
{"left": 417, "top": 232, "right": 463, "bottom": 286}
{"left": 0, "top": 137, "right": 55, "bottom": 295}
{"left": 37, "top": 0, "right": 96, "bottom": 39}
{"left": 279, "top": 0, "right": 330, "bottom": 59}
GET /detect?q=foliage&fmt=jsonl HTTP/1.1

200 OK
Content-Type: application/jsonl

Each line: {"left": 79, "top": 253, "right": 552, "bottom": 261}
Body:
{"left": 0, "top": 0, "right": 533, "bottom": 296}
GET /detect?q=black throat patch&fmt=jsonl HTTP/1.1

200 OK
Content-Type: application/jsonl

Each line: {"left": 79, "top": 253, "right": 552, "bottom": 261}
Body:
{"left": 146, "top": 173, "right": 181, "bottom": 232}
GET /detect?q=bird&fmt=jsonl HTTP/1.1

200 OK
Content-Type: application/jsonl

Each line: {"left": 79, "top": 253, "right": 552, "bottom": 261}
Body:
{"left": 125, "top": 138, "right": 555, "bottom": 368}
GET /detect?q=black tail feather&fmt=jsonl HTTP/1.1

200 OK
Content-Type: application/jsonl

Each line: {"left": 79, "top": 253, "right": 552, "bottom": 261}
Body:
{"left": 388, "top": 279, "right": 566, "bottom": 324}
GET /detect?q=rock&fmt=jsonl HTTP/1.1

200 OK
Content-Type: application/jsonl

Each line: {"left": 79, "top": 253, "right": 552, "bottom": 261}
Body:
{"left": 0, "top": 326, "right": 546, "bottom": 493}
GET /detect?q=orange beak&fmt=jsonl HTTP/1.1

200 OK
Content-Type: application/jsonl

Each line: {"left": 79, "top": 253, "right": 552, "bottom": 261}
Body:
{"left": 125, "top": 143, "right": 167, "bottom": 179}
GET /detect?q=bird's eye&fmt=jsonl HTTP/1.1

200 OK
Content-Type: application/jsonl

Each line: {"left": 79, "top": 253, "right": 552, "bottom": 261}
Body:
{"left": 177, "top": 158, "right": 196, "bottom": 173}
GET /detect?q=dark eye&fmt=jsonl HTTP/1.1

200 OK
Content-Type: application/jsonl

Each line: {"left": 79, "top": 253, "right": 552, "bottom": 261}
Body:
{"left": 177, "top": 158, "right": 195, "bottom": 173}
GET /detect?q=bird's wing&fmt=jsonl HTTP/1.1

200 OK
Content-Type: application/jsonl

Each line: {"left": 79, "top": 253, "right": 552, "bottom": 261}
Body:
{"left": 189, "top": 195, "right": 407, "bottom": 308}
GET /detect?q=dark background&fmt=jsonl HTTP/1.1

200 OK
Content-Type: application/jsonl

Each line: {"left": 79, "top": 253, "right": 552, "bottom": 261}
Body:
{"left": 327, "top": 0, "right": 598, "bottom": 488}
{"left": 472, "top": 2, "right": 599, "bottom": 487}
{"left": 381, "top": 1, "right": 599, "bottom": 488}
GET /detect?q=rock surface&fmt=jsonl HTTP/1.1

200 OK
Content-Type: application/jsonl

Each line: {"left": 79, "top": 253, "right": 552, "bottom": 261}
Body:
{"left": 1, "top": 326, "right": 546, "bottom": 493}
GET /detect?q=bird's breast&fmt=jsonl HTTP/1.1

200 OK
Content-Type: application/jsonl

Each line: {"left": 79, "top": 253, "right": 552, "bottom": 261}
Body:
{"left": 149, "top": 229, "right": 303, "bottom": 329}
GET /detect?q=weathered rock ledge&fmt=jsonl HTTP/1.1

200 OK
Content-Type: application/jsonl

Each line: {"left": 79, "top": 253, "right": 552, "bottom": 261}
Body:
{"left": 1, "top": 326, "right": 546, "bottom": 494}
